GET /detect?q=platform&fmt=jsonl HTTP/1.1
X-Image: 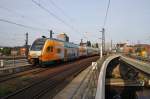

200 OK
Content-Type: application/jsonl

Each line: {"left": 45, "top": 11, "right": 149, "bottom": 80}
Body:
{"left": 54, "top": 63, "right": 92, "bottom": 99}
{"left": 54, "top": 56, "right": 108, "bottom": 99}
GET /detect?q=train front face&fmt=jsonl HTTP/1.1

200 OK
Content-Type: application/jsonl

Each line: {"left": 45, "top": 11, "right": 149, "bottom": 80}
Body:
{"left": 28, "top": 38, "right": 46, "bottom": 65}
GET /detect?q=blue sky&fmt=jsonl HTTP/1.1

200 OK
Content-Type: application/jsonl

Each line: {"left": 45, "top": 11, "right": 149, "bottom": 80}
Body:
{"left": 0, "top": 0, "right": 150, "bottom": 46}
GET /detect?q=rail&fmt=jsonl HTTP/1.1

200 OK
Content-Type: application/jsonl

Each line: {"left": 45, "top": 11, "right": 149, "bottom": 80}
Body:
{"left": 1, "top": 56, "right": 98, "bottom": 99}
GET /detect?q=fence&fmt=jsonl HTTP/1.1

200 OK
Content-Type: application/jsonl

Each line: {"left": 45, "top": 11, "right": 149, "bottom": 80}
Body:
{"left": 71, "top": 56, "right": 107, "bottom": 99}
{"left": 0, "top": 59, "right": 28, "bottom": 68}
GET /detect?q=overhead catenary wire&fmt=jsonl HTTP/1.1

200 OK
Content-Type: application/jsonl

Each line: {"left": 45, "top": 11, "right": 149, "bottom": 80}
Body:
{"left": 0, "top": 18, "right": 49, "bottom": 31}
{"left": 32, "top": 0, "right": 80, "bottom": 33}
{"left": 47, "top": 0, "right": 73, "bottom": 22}
{"left": 0, "top": 6, "right": 24, "bottom": 18}
{"left": 0, "top": 5, "right": 50, "bottom": 27}
{"left": 103, "top": 0, "right": 111, "bottom": 28}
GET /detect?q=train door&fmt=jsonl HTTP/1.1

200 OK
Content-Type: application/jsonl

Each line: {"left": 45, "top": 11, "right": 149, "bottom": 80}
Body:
{"left": 64, "top": 49, "right": 67, "bottom": 61}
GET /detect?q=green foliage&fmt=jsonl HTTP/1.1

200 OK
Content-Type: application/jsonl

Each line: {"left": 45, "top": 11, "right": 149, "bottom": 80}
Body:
{"left": 1, "top": 47, "right": 11, "bottom": 55}
{"left": 0, "top": 85, "right": 12, "bottom": 97}
{"left": 86, "top": 41, "right": 91, "bottom": 47}
{"left": 95, "top": 43, "right": 99, "bottom": 48}
{"left": 0, "top": 48, "right": 2, "bottom": 53}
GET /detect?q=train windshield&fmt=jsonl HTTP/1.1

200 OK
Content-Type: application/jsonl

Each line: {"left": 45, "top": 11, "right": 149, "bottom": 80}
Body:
{"left": 30, "top": 39, "right": 46, "bottom": 51}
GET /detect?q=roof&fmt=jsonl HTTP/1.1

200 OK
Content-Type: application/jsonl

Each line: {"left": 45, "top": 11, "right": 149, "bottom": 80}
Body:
{"left": 134, "top": 44, "right": 150, "bottom": 47}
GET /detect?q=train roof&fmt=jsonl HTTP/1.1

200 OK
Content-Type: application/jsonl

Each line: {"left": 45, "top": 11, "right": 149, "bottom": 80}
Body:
{"left": 36, "top": 38, "right": 79, "bottom": 47}
{"left": 35, "top": 38, "right": 99, "bottom": 49}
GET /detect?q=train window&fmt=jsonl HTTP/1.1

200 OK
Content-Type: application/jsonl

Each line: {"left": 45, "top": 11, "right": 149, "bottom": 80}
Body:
{"left": 50, "top": 46, "right": 53, "bottom": 52}
{"left": 57, "top": 48, "right": 61, "bottom": 53}
{"left": 30, "top": 39, "right": 46, "bottom": 51}
{"left": 46, "top": 46, "right": 53, "bottom": 52}
{"left": 46, "top": 46, "right": 51, "bottom": 52}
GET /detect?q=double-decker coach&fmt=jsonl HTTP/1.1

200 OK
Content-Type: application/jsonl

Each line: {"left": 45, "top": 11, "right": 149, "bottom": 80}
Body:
{"left": 28, "top": 38, "right": 78, "bottom": 66}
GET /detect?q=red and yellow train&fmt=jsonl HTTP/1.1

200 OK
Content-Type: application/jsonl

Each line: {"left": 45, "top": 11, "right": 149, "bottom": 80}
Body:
{"left": 28, "top": 38, "right": 99, "bottom": 66}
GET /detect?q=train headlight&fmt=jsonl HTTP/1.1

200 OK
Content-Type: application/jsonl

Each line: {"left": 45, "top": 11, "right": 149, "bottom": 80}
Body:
{"left": 39, "top": 56, "right": 42, "bottom": 60}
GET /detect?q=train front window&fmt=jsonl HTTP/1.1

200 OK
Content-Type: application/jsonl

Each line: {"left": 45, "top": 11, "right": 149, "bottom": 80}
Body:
{"left": 30, "top": 39, "right": 46, "bottom": 51}
{"left": 46, "top": 46, "right": 53, "bottom": 53}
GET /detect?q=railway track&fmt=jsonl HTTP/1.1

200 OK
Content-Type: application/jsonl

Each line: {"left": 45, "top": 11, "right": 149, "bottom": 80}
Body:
{"left": 0, "top": 59, "right": 75, "bottom": 82}
{"left": 0, "top": 65, "right": 34, "bottom": 77}
{"left": 0, "top": 67, "right": 49, "bottom": 83}
{"left": 0, "top": 57, "right": 91, "bottom": 83}
{"left": 1, "top": 56, "right": 99, "bottom": 99}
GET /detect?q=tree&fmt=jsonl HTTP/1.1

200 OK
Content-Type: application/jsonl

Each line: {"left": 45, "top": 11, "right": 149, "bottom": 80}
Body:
{"left": 0, "top": 48, "right": 2, "bottom": 53}
{"left": 2, "top": 47, "right": 11, "bottom": 55}
{"left": 95, "top": 43, "right": 99, "bottom": 48}
{"left": 86, "top": 41, "right": 91, "bottom": 47}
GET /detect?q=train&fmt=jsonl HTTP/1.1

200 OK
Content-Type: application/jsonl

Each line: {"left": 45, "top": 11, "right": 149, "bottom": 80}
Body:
{"left": 28, "top": 37, "right": 99, "bottom": 67}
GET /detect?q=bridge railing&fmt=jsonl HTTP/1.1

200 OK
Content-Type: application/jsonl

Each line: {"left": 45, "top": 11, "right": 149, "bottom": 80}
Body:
{"left": 124, "top": 54, "right": 150, "bottom": 63}
{"left": 70, "top": 56, "right": 107, "bottom": 99}
{"left": 95, "top": 55, "right": 120, "bottom": 99}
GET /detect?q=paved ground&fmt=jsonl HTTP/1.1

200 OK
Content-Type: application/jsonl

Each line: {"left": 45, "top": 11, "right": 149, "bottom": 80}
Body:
{"left": 53, "top": 64, "right": 91, "bottom": 99}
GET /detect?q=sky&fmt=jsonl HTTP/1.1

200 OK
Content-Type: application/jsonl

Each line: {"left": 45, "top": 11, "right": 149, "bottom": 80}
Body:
{"left": 0, "top": 0, "right": 150, "bottom": 46}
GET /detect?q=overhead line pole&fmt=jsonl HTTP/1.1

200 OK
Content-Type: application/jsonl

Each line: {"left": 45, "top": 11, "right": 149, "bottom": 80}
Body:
{"left": 100, "top": 0, "right": 110, "bottom": 57}
{"left": 50, "top": 30, "right": 54, "bottom": 38}
{"left": 102, "top": 28, "right": 105, "bottom": 53}
{"left": 111, "top": 39, "right": 112, "bottom": 52}
{"left": 25, "top": 32, "right": 29, "bottom": 58}
{"left": 100, "top": 28, "right": 105, "bottom": 58}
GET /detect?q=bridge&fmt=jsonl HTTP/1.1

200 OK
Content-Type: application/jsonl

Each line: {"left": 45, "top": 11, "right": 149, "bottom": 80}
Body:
{"left": 54, "top": 55, "right": 150, "bottom": 99}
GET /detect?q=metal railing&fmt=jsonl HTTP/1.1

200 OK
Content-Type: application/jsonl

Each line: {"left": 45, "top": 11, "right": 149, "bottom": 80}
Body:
{"left": 71, "top": 56, "right": 107, "bottom": 99}
{"left": 0, "top": 59, "right": 28, "bottom": 68}
{"left": 96, "top": 55, "right": 120, "bottom": 99}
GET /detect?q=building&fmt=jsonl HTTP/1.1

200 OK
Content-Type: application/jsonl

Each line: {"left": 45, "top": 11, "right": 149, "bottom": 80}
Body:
{"left": 116, "top": 43, "right": 135, "bottom": 54}
{"left": 11, "top": 46, "right": 29, "bottom": 56}
{"left": 20, "top": 47, "right": 26, "bottom": 56}
{"left": 134, "top": 44, "right": 150, "bottom": 57}
{"left": 116, "top": 43, "right": 127, "bottom": 53}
